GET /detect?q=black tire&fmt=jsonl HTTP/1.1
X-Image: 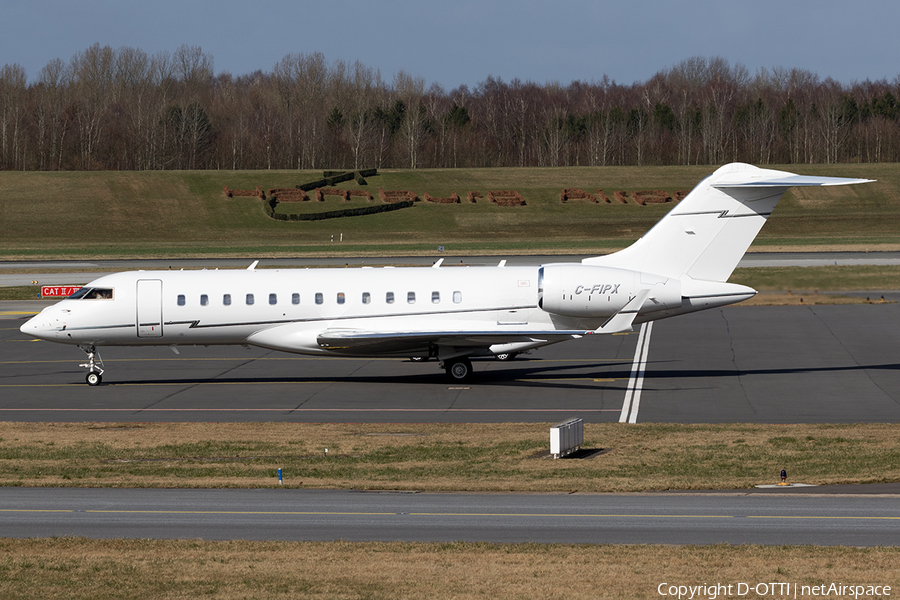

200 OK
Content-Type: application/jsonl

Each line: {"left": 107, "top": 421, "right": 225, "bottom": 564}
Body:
{"left": 445, "top": 357, "right": 472, "bottom": 382}
{"left": 86, "top": 372, "right": 102, "bottom": 386}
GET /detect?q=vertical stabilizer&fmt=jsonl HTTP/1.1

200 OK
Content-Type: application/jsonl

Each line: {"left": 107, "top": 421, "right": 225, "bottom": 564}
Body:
{"left": 583, "top": 163, "right": 873, "bottom": 282}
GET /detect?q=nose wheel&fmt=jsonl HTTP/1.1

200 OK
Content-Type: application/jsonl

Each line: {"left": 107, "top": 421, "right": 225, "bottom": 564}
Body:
{"left": 79, "top": 345, "right": 105, "bottom": 386}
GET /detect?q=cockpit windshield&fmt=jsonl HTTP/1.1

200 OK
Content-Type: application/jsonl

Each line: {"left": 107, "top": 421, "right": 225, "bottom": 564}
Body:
{"left": 67, "top": 287, "right": 113, "bottom": 300}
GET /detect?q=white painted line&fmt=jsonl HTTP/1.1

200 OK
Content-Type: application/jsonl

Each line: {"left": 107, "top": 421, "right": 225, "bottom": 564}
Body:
{"left": 619, "top": 322, "right": 653, "bottom": 424}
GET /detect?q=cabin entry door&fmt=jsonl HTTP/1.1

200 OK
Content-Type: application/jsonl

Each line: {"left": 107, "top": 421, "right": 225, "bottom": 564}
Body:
{"left": 136, "top": 279, "right": 163, "bottom": 338}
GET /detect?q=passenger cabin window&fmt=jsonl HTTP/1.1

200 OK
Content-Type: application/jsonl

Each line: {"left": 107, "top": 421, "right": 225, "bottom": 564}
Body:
{"left": 386, "top": 292, "right": 394, "bottom": 304}
{"left": 407, "top": 292, "right": 416, "bottom": 304}
{"left": 432, "top": 291, "right": 440, "bottom": 304}
{"left": 269, "top": 293, "right": 277, "bottom": 305}
{"left": 453, "top": 291, "right": 462, "bottom": 304}
{"left": 223, "top": 294, "right": 232, "bottom": 306}
{"left": 292, "top": 293, "right": 300, "bottom": 305}
{"left": 200, "top": 294, "right": 209, "bottom": 306}
{"left": 337, "top": 292, "right": 345, "bottom": 305}
{"left": 315, "top": 293, "right": 324, "bottom": 305}
{"left": 246, "top": 293, "right": 254, "bottom": 305}
{"left": 362, "top": 292, "right": 371, "bottom": 304}
{"left": 177, "top": 294, "right": 186, "bottom": 306}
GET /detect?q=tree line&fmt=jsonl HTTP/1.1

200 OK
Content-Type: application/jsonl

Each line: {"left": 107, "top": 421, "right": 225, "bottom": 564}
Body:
{"left": 2, "top": 46, "right": 900, "bottom": 171}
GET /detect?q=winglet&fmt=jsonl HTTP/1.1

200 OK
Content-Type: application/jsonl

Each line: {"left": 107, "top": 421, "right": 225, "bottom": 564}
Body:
{"left": 247, "top": 260, "right": 259, "bottom": 271}
{"left": 594, "top": 289, "right": 650, "bottom": 334}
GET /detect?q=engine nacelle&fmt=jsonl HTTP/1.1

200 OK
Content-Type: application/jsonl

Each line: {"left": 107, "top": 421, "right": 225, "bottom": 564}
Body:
{"left": 539, "top": 264, "right": 682, "bottom": 318}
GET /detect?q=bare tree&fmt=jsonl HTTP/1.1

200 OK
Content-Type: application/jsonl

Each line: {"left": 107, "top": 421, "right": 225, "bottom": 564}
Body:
{"left": 0, "top": 63, "right": 27, "bottom": 170}
{"left": 394, "top": 70, "right": 426, "bottom": 168}
{"left": 7, "top": 46, "right": 900, "bottom": 171}
{"left": 341, "top": 61, "right": 382, "bottom": 169}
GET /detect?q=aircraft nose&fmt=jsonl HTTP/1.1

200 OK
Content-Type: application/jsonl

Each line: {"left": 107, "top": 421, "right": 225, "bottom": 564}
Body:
{"left": 20, "top": 314, "right": 42, "bottom": 336}
{"left": 20, "top": 309, "right": 61, "bottom": 340}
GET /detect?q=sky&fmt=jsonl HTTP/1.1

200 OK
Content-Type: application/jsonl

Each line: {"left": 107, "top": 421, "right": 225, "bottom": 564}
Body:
{"left": 4, "top": 0, "right": 900, "bottom": 88}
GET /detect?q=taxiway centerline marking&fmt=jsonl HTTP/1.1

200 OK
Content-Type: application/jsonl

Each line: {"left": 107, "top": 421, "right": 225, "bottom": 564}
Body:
{"left": 619, "top": 321, "right": 653, "bottom": 424}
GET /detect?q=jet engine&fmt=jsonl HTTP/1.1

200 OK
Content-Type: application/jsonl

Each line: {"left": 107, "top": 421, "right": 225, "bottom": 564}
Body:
{"left": 538, "top": 264, "right": 681, "bottom": 318}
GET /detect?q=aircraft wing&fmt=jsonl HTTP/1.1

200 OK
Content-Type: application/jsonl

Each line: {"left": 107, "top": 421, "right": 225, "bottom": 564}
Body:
{"left": 316, "top": 328, "right": 587, "bottom": 356}
{"left": 246, "top": 288, "right": 649, "bottom": 357}
{"left": 315, "top": 292, "right": 649, "bottom": 356}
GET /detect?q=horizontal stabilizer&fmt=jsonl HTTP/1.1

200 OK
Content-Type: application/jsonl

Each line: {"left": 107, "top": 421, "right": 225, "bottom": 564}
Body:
{"left": 712, "top": 173, "right": 874, "bottom": 188}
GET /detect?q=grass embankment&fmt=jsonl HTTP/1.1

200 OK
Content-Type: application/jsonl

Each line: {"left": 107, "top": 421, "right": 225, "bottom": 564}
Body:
{"left": 2, "top": 422, "right": 898, "bottom": 491}
{"left": 1, "top": 164, "right": 897, "bottom": 259}
{"left": 2, "top": 539, "right": 897, "bottom": 600}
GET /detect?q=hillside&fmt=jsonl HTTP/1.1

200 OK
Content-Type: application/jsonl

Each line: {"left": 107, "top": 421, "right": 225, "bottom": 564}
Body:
{"left": 0, "top": 164, "right": 895, "bottom": 259}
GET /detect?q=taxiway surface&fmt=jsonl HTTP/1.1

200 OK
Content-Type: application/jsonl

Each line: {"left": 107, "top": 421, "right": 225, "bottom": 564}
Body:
{"left": 2, "top": 488, "right": 898, "bottom": 545}
{"left": 2, "top": 299, "right": 899, "bottom": 424}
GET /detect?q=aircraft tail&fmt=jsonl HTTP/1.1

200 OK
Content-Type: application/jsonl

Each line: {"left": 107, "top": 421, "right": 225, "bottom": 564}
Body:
{"left": 583, "top": 163, "right": 873, "bottom": 282}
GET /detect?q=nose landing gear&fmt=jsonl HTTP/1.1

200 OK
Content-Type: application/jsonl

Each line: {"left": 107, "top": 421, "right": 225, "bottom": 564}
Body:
{"left": 78, "top": 345, "right": 105, "bottom": 386}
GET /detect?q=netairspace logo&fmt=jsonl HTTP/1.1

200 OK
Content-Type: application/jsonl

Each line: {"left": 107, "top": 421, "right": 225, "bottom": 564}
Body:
{"left": 657, "top": 582, "right": 892, "bottom": 599}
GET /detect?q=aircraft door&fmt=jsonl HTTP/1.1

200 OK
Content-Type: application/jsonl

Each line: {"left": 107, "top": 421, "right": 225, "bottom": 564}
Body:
{"left": 136, "top": 279, "right": 163, "bottom": 338}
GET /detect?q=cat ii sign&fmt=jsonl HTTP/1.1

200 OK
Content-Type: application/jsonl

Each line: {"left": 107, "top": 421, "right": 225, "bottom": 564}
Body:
{"left": 41, "top": 286, "right": 81, "bottom": 298}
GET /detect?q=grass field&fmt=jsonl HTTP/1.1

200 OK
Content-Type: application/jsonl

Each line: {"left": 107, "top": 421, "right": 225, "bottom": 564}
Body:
{"left": 1, "top": 539, "right": 897, "bottom": 600}
{"left": 2, "top": 421, "right": 900, "bottom": 597}
{"left": 2, "top": 422, "right": 898, "bottom": 491}
{"left": 1, "top": 164, "right": 897, "bottom": 259}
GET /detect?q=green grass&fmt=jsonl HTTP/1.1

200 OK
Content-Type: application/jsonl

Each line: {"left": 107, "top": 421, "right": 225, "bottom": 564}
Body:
{"left": 1, "top": 164, "right": 897, "bottom": 259}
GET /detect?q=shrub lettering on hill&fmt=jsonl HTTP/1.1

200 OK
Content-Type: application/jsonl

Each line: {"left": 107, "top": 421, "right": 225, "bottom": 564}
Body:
{"left": 223, "top": 185, "right": 264, "bottom": 199}
{"left": 227, "top": 169, "right": 683, "bottom": 222}
{"left": 595, "top": 189, "right": 611, "bottom": 203}
{"left": 268, "top": 188, "right": 308, "bottom": 202}
{"left": 560, "top": 188, "right": 598, "bottom": 203}
{"left": 379, "top": 188, "right": 420, "bottom": 203}
{"left": 424, "top": 192, "right": 461, "bottom": 204}
{"left": 488, "top": 190, "right": 526, "bottom": 206}
{"left": 632, "top": 190, "right": 672, "bottom": 206}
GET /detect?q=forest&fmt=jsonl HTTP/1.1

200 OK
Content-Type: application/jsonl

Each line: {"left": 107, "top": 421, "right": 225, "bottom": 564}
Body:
{"left": 2, "top": 45, "right": 900, "bottom": 172}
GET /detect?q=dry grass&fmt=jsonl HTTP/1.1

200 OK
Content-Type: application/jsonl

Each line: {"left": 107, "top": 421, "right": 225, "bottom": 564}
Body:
{"left": 2, "top": 422, "right": 899, "bottom": 491}
{"left": 0, "top": 538, "right": 897, "bottom": 599}
{"left": 729, "top": 265, "right": 900, "bottom": 292}
{"left": 736, "top": 292, "right": 875, "bottom": 306}
{"left": 3, "top": 423, "right": 899, "bottom": 597}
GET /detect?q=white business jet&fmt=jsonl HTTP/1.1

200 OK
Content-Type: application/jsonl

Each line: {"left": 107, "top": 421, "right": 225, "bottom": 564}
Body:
{"left": 21, "top": 163, "right": 872, "bottom": 385}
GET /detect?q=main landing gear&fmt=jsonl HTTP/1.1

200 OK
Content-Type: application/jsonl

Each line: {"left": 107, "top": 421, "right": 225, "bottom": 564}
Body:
{"left": 79, "top": 345, "right": 105, "bottom": 386}
{"left": 442, "top": 357, "right": 472, "bottom": 382}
